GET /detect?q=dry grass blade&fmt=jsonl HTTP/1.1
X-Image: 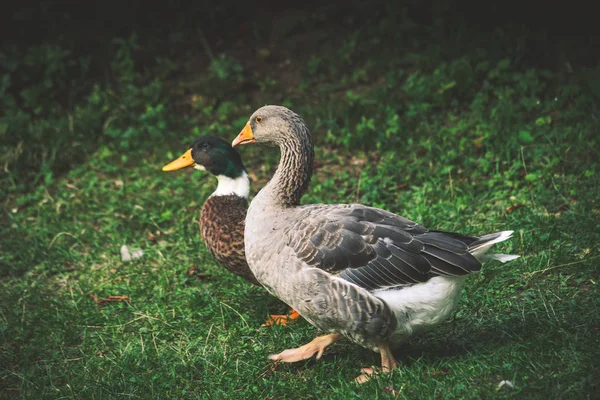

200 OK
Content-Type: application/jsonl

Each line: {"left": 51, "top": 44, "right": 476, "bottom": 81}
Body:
{"left": 90, "top": 294, "right": 131, "bottom": 306}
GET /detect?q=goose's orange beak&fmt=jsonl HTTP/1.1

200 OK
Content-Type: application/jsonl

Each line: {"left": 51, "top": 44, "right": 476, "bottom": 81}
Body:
{"left": 232, "top": 123, "right": 255, "bottom": 147}
{"left": 162, "top": 148, "right": 194, "bottom": 171}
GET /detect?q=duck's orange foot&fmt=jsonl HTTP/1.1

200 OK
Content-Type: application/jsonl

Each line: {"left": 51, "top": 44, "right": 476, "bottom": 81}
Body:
{"left": 262, "top": 309, "right": 301, "bottom": 327}
{"left": 268, "top": 333, "right": 343, "bottom": 363}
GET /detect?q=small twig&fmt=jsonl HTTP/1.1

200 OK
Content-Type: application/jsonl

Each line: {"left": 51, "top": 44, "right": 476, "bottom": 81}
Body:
{"left": 521, "top": 146, "right": 538, "bottom": 209}
{"left": 219, "top": 302, "right": 250, "bottom": 329}
{"left": 524, "top": 254, "right": 600, "bottom": 278}
{"left": 355, "top": 173, "right": 362, "bottom": 203}
{"left": 151, "top": 332, "right": 159, "bottom": 356}
{"left": 203, "top": 324, "right": 214, "bottom": 357}
{"left": 48, "top": 231, "right": 80, "bottom": 249}
{"left": 520, "top": 146, "right": 528, "bottom": 176}
{"left": 6, "top": 370, "right": 39, "bottom": 390}
{"left": 259, "top": 361, "right": 281, "bottom": 379}
{"left": 550, "top": 177, "right": 572, "bottom": 206}
{"left": 90, "top": 294, "right": 130, "bottom": 306}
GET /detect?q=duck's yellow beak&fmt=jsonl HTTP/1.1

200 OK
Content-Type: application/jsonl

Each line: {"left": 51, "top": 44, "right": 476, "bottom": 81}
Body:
{"left": 162, "top": 148, "right": 194, "bottom": 171}
{"left": 232, "top": 123, "right": 255, "bottom": 147}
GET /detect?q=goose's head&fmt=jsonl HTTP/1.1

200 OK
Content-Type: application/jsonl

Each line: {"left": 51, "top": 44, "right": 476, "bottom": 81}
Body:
{"left": 162, "top": 135, "right": 245, "bottom": 179}
{"left": 232, "top": 105, "right": 310, "bottom": 148}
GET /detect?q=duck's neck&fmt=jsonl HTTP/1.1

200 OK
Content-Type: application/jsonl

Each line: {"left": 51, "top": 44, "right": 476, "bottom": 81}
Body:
{"left": 263, "top": 123, "right": 314, "bottom": 207}
{"left": 211, "top": 171, "right": 250, "bottom": 198}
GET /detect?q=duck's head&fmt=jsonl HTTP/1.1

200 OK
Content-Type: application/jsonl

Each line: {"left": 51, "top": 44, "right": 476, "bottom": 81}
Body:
{"left": 162, "top": 135, "right": 245, "bottom": 179}
{"left": 232, "top": 105, "right": 310, "bottom": 148}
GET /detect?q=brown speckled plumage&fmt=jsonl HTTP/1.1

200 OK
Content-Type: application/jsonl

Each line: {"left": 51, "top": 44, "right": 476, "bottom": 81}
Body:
{"left": 162, "top": 135, "right": 260, "bottom": 286}
{"left": 163, "top": 136, "right": 300, "bottom": 326}
{"left": 200, "top": 194, "right": 260, "bottom": 286}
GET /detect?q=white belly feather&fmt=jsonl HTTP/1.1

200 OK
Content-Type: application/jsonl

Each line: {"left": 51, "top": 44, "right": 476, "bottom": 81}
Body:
{"left": 373, "top": 276, "right": 467, "bottom": 343}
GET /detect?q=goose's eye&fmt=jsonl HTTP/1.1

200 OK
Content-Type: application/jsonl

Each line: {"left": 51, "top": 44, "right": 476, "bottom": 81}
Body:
{"left": 255, "top": 116, "right": 262, "bottom": 123}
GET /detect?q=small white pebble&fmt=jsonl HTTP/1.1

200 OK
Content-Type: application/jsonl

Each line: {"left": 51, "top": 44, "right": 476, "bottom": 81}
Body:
{"left": 498, "top": 380, "right": 514, "bottom": 391}
{"left": 121, "top": 245, "right": 144, "bottom": 262}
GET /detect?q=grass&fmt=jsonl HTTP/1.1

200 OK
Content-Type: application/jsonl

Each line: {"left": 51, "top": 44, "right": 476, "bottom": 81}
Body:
{"left": 1, "top": 1, "right": 599, "bottom": 398}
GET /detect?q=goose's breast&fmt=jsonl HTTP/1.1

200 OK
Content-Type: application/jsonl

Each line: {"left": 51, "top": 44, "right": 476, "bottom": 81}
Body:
{"left": 244, "top": 207, "right": 292, "bottom": 279}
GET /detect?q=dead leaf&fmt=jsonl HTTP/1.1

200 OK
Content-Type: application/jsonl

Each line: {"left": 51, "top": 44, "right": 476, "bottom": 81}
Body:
{"left": 505, "top": 203, "right": 527, "bottom": 213}
{"left": 147, "top": 231, "right": 157, "bottom": 243}
{"left": 248, "top": 172, "right": 259, "bottom": 182}
{"left": 62, "top": 262, "right": 75, "bottom": 271}
{"left": 473, "top": 136, "right": 485, "bottom": 150}
{"left": 186, "top": 265, "right": 212, "bottom": 280}
{"left": 186, "top": 265, "right": 198, "bottom": 275}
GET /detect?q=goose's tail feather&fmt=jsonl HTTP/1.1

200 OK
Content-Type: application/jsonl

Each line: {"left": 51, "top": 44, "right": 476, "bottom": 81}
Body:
{"left": 468, "top": 230, "right": 520, "bottom": 263}
{"left": 481, "top": 253, "right": 521, "bottom": 263}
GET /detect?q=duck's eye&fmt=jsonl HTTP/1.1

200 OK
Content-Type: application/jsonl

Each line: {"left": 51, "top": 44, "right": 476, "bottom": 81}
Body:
{"left": 255, "top": 116, "right": 262, "bottom": 123}
{"left": 202, "top": 143, "right": 209, "bottom": 150}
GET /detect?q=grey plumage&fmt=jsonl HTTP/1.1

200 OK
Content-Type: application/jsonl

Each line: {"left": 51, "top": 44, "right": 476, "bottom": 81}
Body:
{"left": 287, "top": 205, "right": 484, "bottom": 290}
{"left": 233, "top": 105, "right": 520, "bottom": 374}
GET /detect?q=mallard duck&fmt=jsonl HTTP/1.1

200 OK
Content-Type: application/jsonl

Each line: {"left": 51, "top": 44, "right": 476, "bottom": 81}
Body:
{"left": 231, "top": 106, "right": 519, "bottom": 383}
{"left": 162, "top": 135, "right": 299, "bottom": 326}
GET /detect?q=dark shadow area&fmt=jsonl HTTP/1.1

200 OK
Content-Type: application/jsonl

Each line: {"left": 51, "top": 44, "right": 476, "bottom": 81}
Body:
{"left": 1, "top": 0, "right": 598, "bottom": 197}
{"left": 2, "top": 1, "right": 598, "bottom": 66}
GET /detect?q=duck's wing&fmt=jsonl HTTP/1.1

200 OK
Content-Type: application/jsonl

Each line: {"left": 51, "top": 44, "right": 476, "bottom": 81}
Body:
{"left": 284, "top": 204, "right": 482, "bottom": 291}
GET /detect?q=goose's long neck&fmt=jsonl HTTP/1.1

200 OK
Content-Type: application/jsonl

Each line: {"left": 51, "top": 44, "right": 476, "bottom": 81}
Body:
{"left": 263, "top": 124, "right": 313, "bottom": 207}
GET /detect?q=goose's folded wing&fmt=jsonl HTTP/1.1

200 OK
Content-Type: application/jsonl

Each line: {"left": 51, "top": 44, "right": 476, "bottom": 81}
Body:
{"left": 285, "top": 204, "right": 482, "bottom": 290}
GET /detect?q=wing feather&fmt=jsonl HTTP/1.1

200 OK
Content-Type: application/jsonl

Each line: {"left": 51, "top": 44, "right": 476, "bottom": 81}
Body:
{"left": 286, "top": 204, "right": 487, "bottom": 291}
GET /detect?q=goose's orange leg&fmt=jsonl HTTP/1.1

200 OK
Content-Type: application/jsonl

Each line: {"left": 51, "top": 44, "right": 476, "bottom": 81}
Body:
{"left": 268, "top": 333, "right": 343, "bottom": 362}
{"left": 355, "top": 343, "right": 398, "bottom": 384}
{"left": 262, "top": 308, "right": 301, "bottom": 327}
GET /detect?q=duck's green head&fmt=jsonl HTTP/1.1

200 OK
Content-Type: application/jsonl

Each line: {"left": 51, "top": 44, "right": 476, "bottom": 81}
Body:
{"left": 162, "top": 135, "right": 245, "bottom": 178}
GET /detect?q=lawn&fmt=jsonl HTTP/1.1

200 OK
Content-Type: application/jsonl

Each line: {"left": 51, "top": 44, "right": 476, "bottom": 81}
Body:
{"left": 1, "top": 1, "right": 599, "bottom": 398}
